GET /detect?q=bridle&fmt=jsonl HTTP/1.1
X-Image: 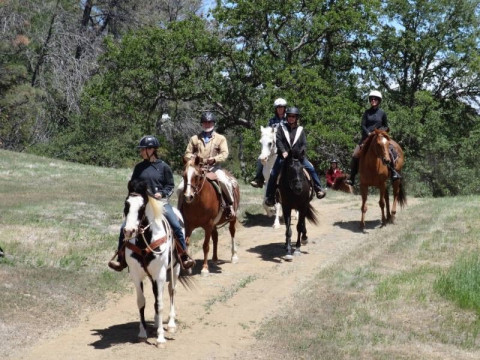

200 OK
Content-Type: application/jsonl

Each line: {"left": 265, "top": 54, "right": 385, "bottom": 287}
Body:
{"left": 184, "top": 163, "right": 208, "bottom": 199}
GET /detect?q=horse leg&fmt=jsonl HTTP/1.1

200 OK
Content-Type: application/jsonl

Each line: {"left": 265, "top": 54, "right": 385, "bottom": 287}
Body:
{"left": 273, "top": 202, "right": 281, "bottom": 229}
{"left": 378, "top": 184, "right": 387, "bottom": 226}
{"left": 360, "top": 185, "right": 368, "bottom": 230}
{"left": 166, "top": 263, "right": 181, "bottom": 333}
{"left": 229, "top": 219, "right": 239, "bottom": 263}
{"left": 295, "top": 214, "right": 306, "bottom": 255}
{"left": 201, "top": 227, "right": 212, "bottom": 275}
{"left": 284, "top": 208, "right": 293, "bottom": 261}
{"left": 299, "top": 213, "right": 308, "bottom": 245}
{"left": 385, "top": 186, "right": 392, "bottom": 223}
{"left": 212, "top": 226, "right": 219, "bottom": 263}
{"left": 152, "top": 266, "right": 167, "bottom": 344}
{"left": 390, "top": 181, "right": 400, "bottom": 224}
{"left": 131, "top": 277, "right": 148, "bottom": 340}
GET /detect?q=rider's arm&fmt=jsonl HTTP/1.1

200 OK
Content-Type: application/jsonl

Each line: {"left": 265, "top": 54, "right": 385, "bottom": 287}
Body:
{"left": 184, "top": 136, "right": 197, "bottom": 162}
{"left": 211, "top": 135, "right": 229, "bottom": 163}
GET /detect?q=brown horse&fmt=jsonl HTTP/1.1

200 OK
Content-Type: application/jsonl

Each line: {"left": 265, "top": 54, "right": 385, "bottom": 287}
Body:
{"left": 359, "top": 129, "right": 407, "bottom": 229}
{"left": 330, "top": 174, "right": 354, "bottom": 194}
{"left": 180, "top": 156, "right": 240, "bottom": 275}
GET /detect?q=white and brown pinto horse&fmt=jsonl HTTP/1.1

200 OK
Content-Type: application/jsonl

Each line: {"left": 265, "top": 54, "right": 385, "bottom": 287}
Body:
{"left": 123, "top": 179, "right": 182, "bottom": 345}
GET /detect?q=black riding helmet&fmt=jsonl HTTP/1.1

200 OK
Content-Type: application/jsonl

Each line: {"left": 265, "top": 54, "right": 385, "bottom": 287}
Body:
{"left": 286, "top": 107, "right": 300, "bottom": 117}
{"left": 137, "top": 135, "right": 160, "bottom": 148}
{"left": 330, "top": 159, "right": 338, "bottom": 163}
{"left": 200, "top": 112, "right": 216, "bottom": 123}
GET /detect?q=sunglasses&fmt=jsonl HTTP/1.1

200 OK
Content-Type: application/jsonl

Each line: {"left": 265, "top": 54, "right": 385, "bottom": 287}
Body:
{"left": 369, "top": 97, "right": 381, "bottom": 102}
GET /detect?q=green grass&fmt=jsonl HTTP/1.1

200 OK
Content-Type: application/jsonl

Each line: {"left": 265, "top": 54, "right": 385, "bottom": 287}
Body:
{"left": 253, "top": 195, "right": 480, "bottom": 359}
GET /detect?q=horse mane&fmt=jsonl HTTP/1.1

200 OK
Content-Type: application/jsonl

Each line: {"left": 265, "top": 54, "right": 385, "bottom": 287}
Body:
{"left": 362, "top": 129, "right": 390, "bottom": 154}
{"left": 147, "top": 195, "right": 164, "bottom": 227}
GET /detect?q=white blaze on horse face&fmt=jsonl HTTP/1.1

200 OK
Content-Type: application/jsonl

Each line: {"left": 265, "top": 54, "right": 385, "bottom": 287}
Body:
{"left": 124, "top": 196, "right": 144, "bottom": 235}
{"left": 184, "top": 165, "right": 196, "bottom": 200}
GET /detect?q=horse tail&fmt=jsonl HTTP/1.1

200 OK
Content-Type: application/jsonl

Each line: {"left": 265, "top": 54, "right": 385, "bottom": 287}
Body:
{"left": 305, "top": 202, "right": 319, "bottom": 225}
{"left": 398, "top": 179, "right": 407, "bottom": 208}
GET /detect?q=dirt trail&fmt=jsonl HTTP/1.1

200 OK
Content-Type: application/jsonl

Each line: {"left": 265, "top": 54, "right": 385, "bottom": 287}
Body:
{"left": 11, "top": 193, "right": 372, "bottom": 360}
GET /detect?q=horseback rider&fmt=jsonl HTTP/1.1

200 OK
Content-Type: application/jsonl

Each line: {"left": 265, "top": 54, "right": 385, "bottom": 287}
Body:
{"left": 326, "top": 159, "right": 346, "bottom": 190}
{"left": 250, "top": 97, "right": 287, "bottom": 188}
{"left": 264, "top": 107, "right": 326, "bottom": 207}
{"left": 347, "top": 90, "right": 401, "bottom": 185}
{"left": 183, "top": 111, "right": 236, "bottom": 218}
{"left": 108, "top": 135, "right": 195, "bottom": 272}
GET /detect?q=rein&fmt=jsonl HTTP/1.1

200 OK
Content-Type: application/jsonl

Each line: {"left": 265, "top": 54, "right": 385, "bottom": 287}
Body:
{"left": 186, "top": 165, "right": 208, "bottom": 198}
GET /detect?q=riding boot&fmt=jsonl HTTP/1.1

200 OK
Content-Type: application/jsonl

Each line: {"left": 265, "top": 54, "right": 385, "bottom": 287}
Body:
{"left": 314, "top": 185, "right": 326, "bottom": 199}
{"left": 108, "top": 248, "right": 127, "bottom": 272}
{"left": 264, "top": 176, "right": 276, "bottom": 207}
{"left": 250, "top": 161, "right": 265, "bottom": 188}
{"left": 177, "top": 246, "right": 195, "bottom": 269}
{"left": 388, "top": 161, "right": 402, "bottom": 181}
{"left": 346, "top": 157, "right": 359, "bottom": 185}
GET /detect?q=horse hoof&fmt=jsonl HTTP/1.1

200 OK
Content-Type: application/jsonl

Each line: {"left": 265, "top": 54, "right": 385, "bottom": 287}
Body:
{"left": 231, "top": 255, "right": 239, "bottom": 264}
{"left": 201, "top": 268, "right": 210, "bottom": 276}
{"left": 156, "top": 340, "right": 167, "bottom": 348}
{"left": 301, "top": 238, "right": 308, "bottom": 245}
{"left": 284, "top": 254, "right": 293, "bottom": 261}
{"left": 294, "top": 250, "right": 301, "bottom": 256}
{"left": 167, "top": 326, "right": 176, "bottom": 333}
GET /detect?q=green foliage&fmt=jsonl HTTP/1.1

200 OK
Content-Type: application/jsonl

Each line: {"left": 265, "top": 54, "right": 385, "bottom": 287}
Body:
{"left": 435, "top": 251, "right": 480, "bottom": 314}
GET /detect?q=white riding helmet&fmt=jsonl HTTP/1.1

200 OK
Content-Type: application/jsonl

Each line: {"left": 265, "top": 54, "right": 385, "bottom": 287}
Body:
{"left": 368, "top": 90, "right": 382, "bottom": 100}
{"left": 273, "top": 98, "right": 287, "bottom": 108}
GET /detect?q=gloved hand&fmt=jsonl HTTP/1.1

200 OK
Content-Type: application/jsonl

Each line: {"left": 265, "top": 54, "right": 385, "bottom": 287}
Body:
{"left": 206, "top": 158, "right": 216, "bottom": 165}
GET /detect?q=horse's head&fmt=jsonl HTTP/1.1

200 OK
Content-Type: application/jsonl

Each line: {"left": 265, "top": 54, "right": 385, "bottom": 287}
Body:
{"left": 284, "top": 154, "right": 306, "bottom": 195}
{"left": 372, "top": 129, "right": 391, "bottom": 165}
{"left": 258, "top": 126, "right": 277, "bottom": 165}
{"left": 123, "top": 180, "right": 149, "bottom": 239}
{"left": 182, "top": 156, "right": 206, "bottom": 204}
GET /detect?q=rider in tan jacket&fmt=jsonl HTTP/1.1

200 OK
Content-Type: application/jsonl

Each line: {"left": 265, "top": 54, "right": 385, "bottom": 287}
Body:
{"left": 182, "top": 112, "right": 236, "bottom": 217}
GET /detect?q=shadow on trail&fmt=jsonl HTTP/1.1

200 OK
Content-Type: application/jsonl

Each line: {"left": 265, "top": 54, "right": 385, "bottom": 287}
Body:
{"left": 247, "top": 241, "right": 309, "bottom": 263}
{"left": 241, "top": 211, "right": 280, "bottom": 228}
{"left": 333, "top": 219, "right": 381, "bottom": 232}
{"left": 90, "top": 322, "right": 157, "bottom": 349}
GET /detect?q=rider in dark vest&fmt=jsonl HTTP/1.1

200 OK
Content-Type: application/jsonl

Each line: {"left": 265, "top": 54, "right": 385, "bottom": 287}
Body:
{"left": 264, "top": 107, "right": 326, "bottom": 207}
{"left": 347, "top": 90, "right": 401, "bottom": 185}
{"left": 108, "top": 135, "right": 194, "bottom": 272}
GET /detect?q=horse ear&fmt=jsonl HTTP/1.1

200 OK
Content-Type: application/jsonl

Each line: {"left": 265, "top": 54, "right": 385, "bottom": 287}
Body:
{"left": 127, "top": 180, "right": 133, "bottom": 193}
{"left": 260, "top": 125, "right": 264, "bottom": 131}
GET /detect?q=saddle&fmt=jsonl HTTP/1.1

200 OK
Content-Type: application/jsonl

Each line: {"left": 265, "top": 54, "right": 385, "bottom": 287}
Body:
{"left": 205, "top": 171, "right": 239, "bottom": 218}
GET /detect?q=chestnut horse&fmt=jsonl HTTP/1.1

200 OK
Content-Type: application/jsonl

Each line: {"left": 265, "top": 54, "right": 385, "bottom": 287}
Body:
{"left": 359, "top": 129, "right": 407, "bottom": 229}
{"left": 277, "top": 150, "right": 318, "bottom": 261}
{"left": 181, "top": 156, "right": 240, "bottom": 275}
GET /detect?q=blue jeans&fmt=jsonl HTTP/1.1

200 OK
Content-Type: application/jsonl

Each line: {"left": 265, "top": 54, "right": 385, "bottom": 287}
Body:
{"left": 265, "top": 157, "right": 322, "bottom": 199}
{"left": 265, "top": 157, "right": 284, "bottom": 199}
{"left": 302, "top": 159, "right": 323, "bottom": 189}
{"left": 117, "top": 202, "right": 187, "bottom": 251}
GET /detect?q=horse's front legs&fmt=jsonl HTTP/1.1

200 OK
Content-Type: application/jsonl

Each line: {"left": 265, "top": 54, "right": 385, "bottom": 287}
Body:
{"left": 283, "top": 208, "right": 293, "bottom": 261}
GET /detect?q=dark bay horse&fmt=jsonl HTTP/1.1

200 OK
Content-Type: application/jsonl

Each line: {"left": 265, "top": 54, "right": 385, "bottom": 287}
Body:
{"left": 277, "top": 152, "right": 318, "bottom": 261}
{"left": 180, "top": 156, "right": 240, "bottom": 275}
{"left": 122, "top": 179, "right": 183, "bottom": 344}
{"left": 359, "top": 129, "right": 407, "bottom": 229}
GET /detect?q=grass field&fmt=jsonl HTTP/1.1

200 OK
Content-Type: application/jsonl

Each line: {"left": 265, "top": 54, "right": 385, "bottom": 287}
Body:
{"left": 1, "top": 149, "right": 480, "bottom": 359}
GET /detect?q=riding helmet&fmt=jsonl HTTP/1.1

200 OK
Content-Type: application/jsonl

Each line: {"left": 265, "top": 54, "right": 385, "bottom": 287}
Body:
{"left": 368, "top": 90, "right": 382, "bottom": 101}
{"left": 137, "top": 135, "right": 160, "bottom": 148}
{"left": 330, "top": 159, "right": 338, "bottom": 164}
{"left": 200, "top": 112, "right": 216, "bottom": 123}
{"left": 286, "top": 107, "right": 300, "bottom": 116}
{"left": 273, "top": 98, "right": 287, "bottom": 108}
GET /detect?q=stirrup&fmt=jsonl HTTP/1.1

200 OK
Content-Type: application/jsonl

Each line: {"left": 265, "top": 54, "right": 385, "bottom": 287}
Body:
{"left": 181, "top": 254, "right": 195, "bottom": 269}
{"left": 250, "top": 179, "right": 264, "bottom": 188}
{"left": 264, "top": 197, "right": 275, "bottom": 207}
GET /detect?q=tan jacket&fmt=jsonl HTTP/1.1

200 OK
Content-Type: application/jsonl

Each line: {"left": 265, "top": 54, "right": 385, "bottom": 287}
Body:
{"left": 184, "top": 131, "right": 229, "bottom": 164}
